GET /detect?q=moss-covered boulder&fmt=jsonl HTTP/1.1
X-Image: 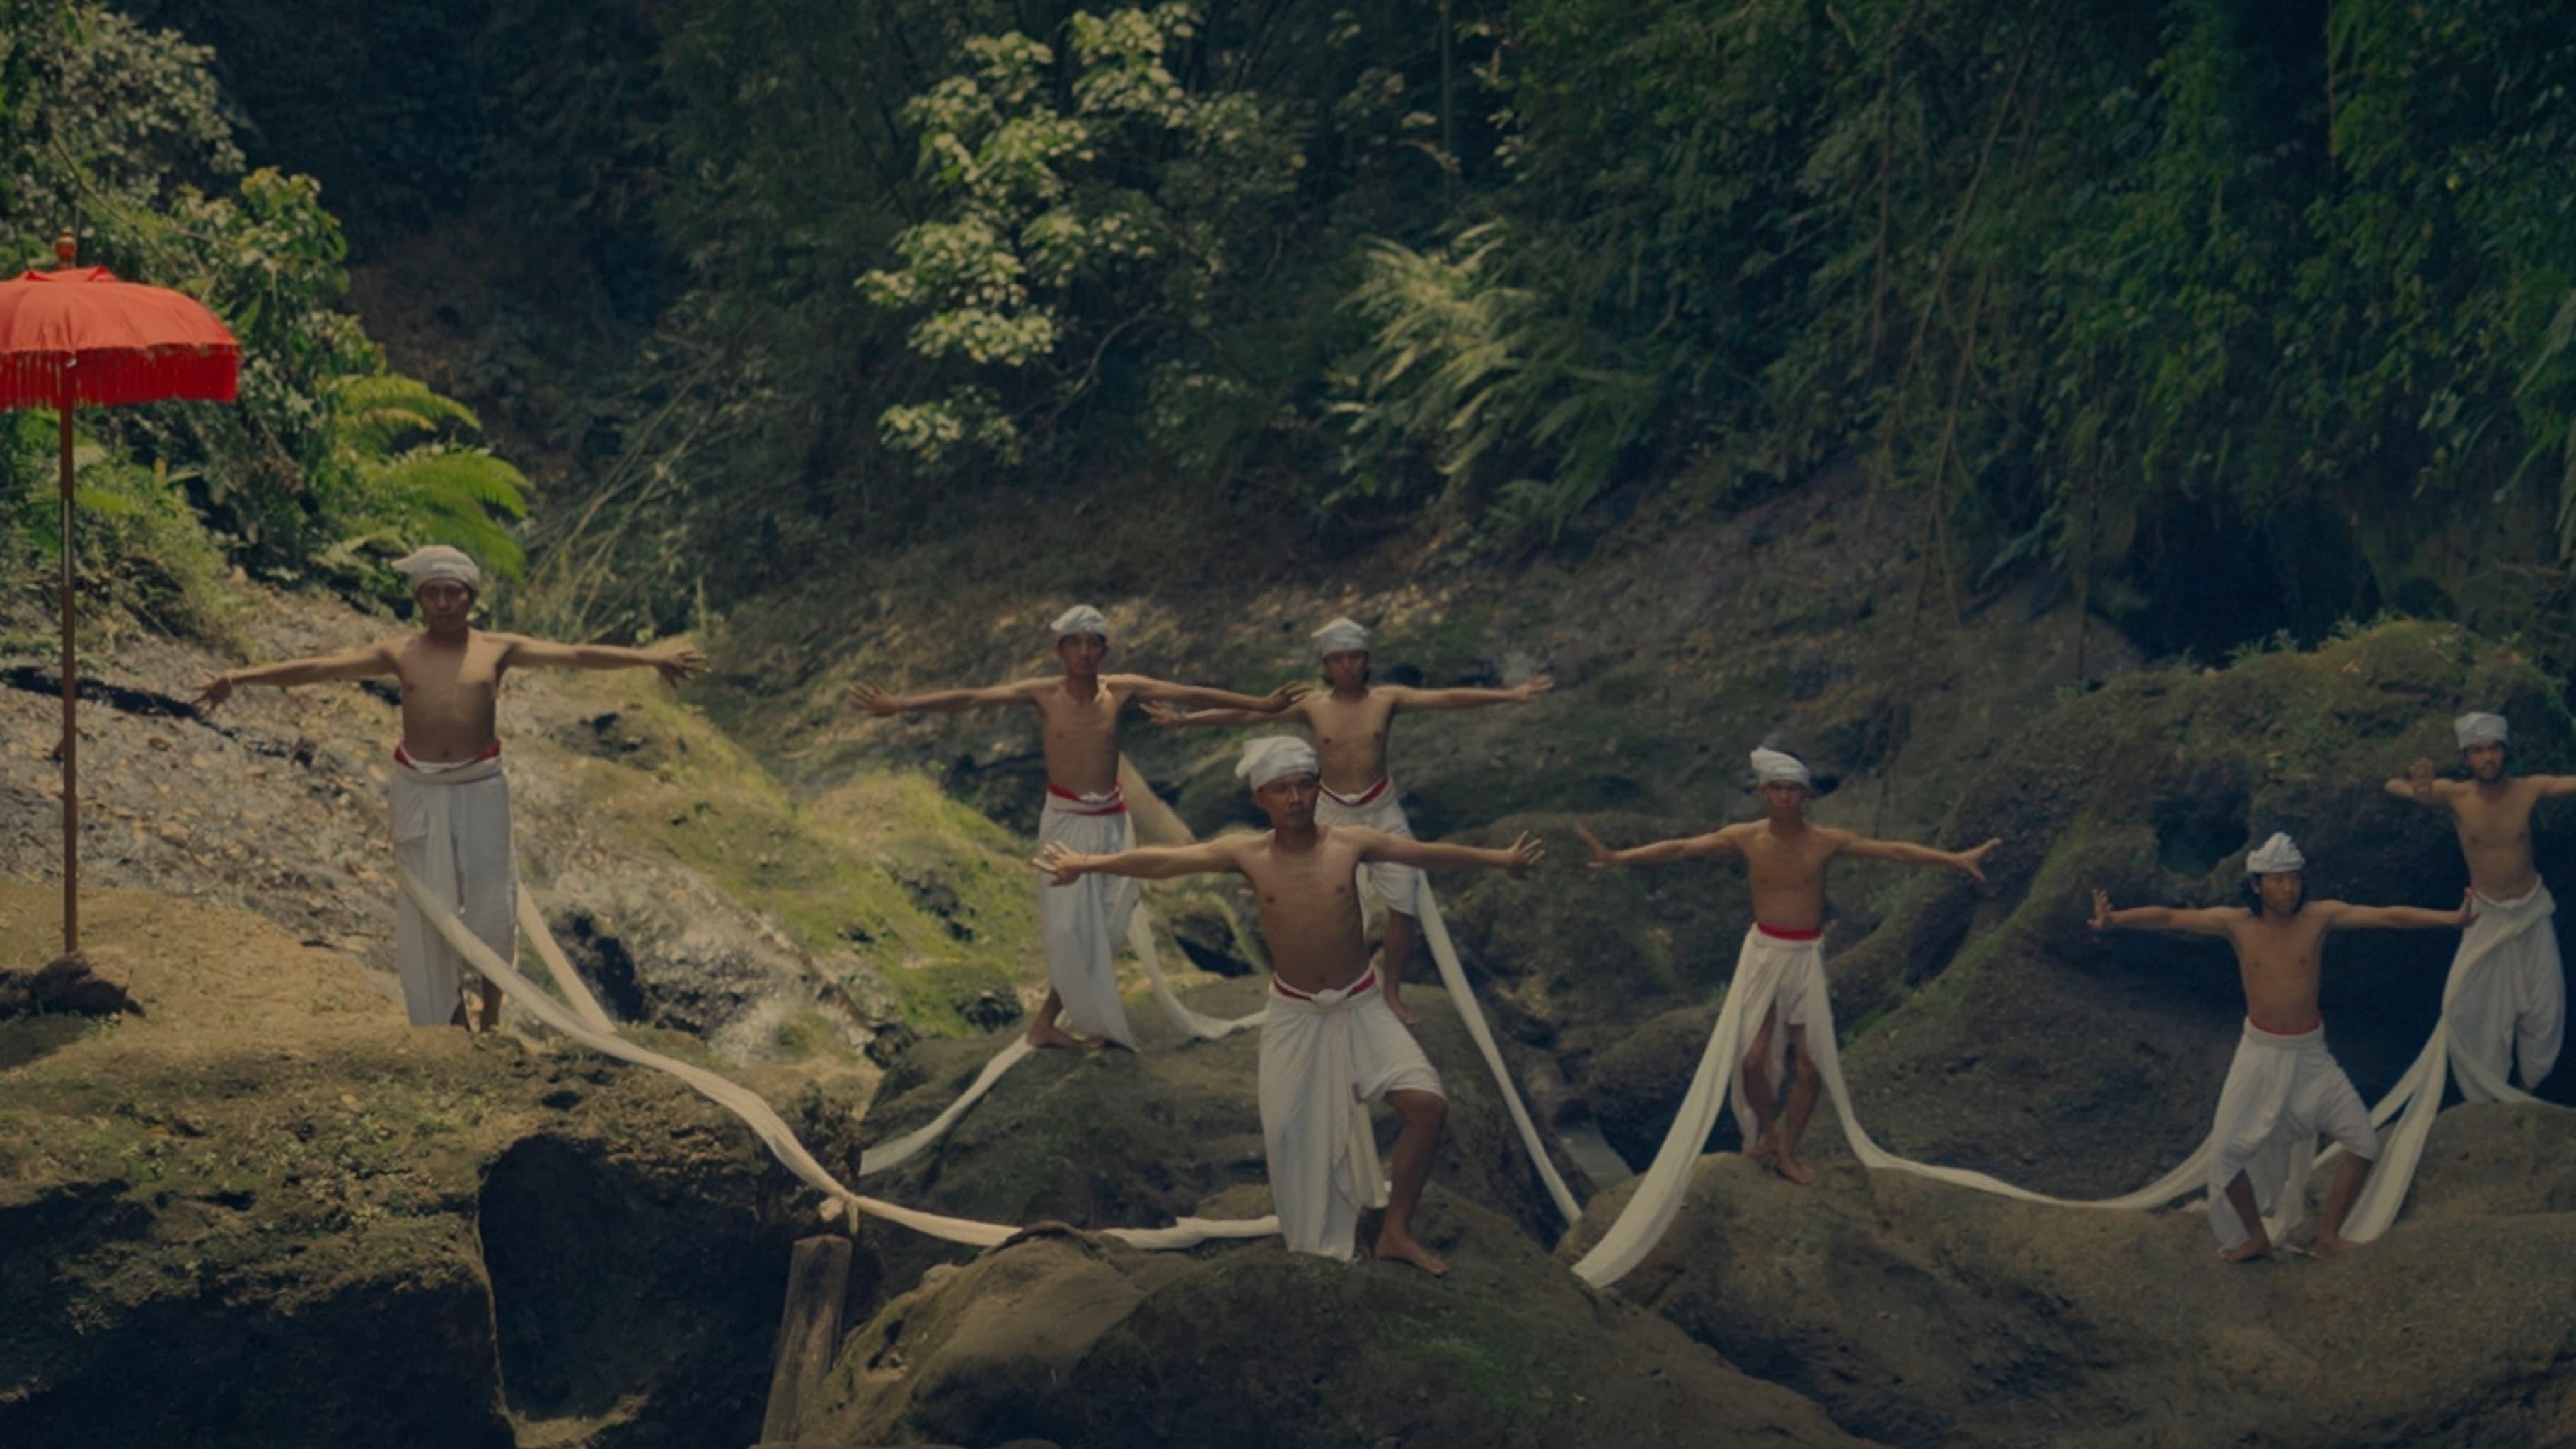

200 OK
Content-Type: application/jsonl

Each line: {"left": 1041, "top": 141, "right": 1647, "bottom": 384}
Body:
{"left": 0, "top": 880, "right": 835, "bottom": 1449}
{"left": 1556, "top": 1103, "right": 2576, "bottom": 1448}
{"left": 801, "top": 1191, "right": 1866, "bottom": 1449}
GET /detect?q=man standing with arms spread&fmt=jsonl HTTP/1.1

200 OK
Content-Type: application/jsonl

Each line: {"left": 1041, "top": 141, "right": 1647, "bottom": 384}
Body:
{"left": 2090, "top": 834, "right": 2473, "bottom": 1259}
{"left": 848, "top": 604, "right": 1306, "bottom": 1049}
{"left": 1145, "top": 616, "right": 1552, "bottom": 1021}
{"left": 1577, "top": 748, "right": 1999, "bottom": 1184}
{"left": 195, "top": 545, "right": 706, "bottom": 1029}
{"left": 1035, "top": 735, "right": 1544, "bottom": 1274}
{"left": 2387, "top": 711, "right": 2568, "bottom": 1094}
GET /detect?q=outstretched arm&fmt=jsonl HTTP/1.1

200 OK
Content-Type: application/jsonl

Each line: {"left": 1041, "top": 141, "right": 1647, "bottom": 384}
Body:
{"left": 2324, "top": 891, "right": 2476, "bottom": 931}
{"left": 1385, "top": 677, "right": 1554, "bottom": 712}
{"left": 1121, "top": 675, "right": 1310, "bottom": 713}
{"left": 1140, "top": 698, "right": 1305, "bottom": 729}
{"left": 1360, "top": 829, "right": 1544, "bottom": 877}
{"left": 1034, "top": 838, "right": 1242, "bottom": 885}
{"left": 195, "top": 642, "right": 397, "bottom": 709}
{"left": 1839, "top": 832, "right": 2002, "bottom": 882}
{"left": 2088, "top": 888, "right": 2237, "bottom": 937}
{"left": 2384, "top": 758, "right": 2448, "bottom": 804}
{"left": 2531, "top": 775, "right": 2576, "bottom": 799}
{"left": 847, "top": 679, "right": 1036, "bottom": 716}
{"left": 502, "top": 634, "right": 705, "bottom": 684}
{"left": 1577, "top": 824, "right": 1735, "bottom": 869}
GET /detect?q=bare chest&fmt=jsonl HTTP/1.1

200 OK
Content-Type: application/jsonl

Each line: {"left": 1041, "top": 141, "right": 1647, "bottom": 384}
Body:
{"left": 1307, "top": 695, "right": 1394, "bottom": 753}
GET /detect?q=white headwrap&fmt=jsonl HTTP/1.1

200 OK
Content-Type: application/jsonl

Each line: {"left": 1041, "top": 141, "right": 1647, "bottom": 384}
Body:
{"left": 1750, "top": 747, "right": 1813, "bottom": 788}
{"left": 393, "top": 545, "right": 480, "bottom": 593}
{"left": 2246, "top": 833, "right": 2306, "bottom": 876}
{"left": 2454, "top": 712, "right": 2509, "bottom": 749}
{"left": 1237, "top": 735, "right": 1320, "bottom": 791}
{"left": 1312, "top": 616, "right": 1370, "bottom": 657}
{"left": 1051, "top": 604, "right": 1109, "bottom": 641}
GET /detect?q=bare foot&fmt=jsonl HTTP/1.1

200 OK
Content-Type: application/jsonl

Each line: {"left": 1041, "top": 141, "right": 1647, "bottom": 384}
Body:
{"left": 1025, "top": 1019, "right": 1101, "bottom": 1050}
{"left": 475, "top": 990, "right": 502, "bottom": 1034}
{"left": 1373, "top": 1230, "right": 1449, "bottom": 1277}
{"left": 1745, "top": 1131, "right": 1779, "bottom": 1165}
{"left": 2314, "top": 1232, "right": 2358, "bottom": 1259}
{"left": 2219, "top": 1230, "right": 2271, "bottom": 1264}
{"left": 1772, "top": 1153, "right": 1817, "bottom": 1187}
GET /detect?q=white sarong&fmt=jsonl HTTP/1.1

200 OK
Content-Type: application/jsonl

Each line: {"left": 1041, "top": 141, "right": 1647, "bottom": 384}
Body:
{"left": 388, "top": 747, "right": 516, "bottom": 1027}
{"left": 1259, "top": 971, "right": 1443, "bottom": 1259}
{"left": 1317, "top": 777, "right": 1422, "bottom": 916}
{"left": 2204, "top": 1020, "right": 2376, "bottom": 1249}
{"left": 1726, "top": 925, "right": 1820, "bottom": 1150}
{"left": 1039, "top": 785, "right": 1140, "bottom": 1046}
{"left": 2447, "top": 881, "right": 2563, "bottom": 1094}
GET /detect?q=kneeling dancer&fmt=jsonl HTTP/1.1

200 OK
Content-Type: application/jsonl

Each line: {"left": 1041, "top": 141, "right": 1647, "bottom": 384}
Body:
{"left": 2089, "top": 833, "right": 2473, "bottom": 1260}
{"left": 1036, "top": 735, "right": 1542, "bottom": 1274}
{"left": 195, "top": 546, "right": 705, "bottom": 1029}
{"left": 1578, "top": 747, "right": 1999, "bottom": 1184}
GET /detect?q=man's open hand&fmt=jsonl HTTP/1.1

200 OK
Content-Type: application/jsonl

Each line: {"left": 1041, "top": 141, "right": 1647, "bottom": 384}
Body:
{"left": 1501, "top": 831, "right": 1546, "bottom": 877}
{"left": 2409, "top": 758, "right": 2437, "bottom": 802}
{"left": 845, "top": 682, "right": 904, "bottom": 717}
{"left": 192, "top": 673, "right": 233, "bottom": 712}
{"left": 1259, "top": 681, "right": 1313, "bottom": 712}
{"left": 650, "top": 642, "right": 707, "bottom": 685}
{"left": 1953, "top": 838, "right": 2003, "bottom": 882}
{"left": 1512, "top": 676, "right": 1556, "bottom": 703}
{"left": 1032, "top": 842, "right": 1088, "bottom": 886}
{"left": 2088, "top": 887, "right": 2114, "bottom": 931}
{"left": 1575, "top": 824, "right": 1621, "bottom": 870}
{"left": 1142, "top": 700, "right": 1191, "bottom": 727}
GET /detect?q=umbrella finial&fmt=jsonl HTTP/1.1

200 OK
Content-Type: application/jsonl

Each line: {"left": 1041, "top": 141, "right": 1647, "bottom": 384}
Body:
{"left": 54, "top": 232, "right": 74, "bottom": 267}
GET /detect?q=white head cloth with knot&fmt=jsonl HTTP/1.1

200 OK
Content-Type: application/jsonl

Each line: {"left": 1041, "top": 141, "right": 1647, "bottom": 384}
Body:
{"left": 1312, "top": 616, "right": 1370, "bottom": 657}
{"left": 2247, "top": 833, "right": 2306, "bottom": 876}
{"left": 1051, "top": 604, "right": 1109, "bottom": 641}
{"left": 1751, "top": 746, "right": 1813, "bottom": 788}
{"left": 393, "top": 545, "right": 480, "bottom": 594}
{"left": 2455, "top": 712, "right": 2509, "bottom": 749}
{"left": 1238, "top": 735, "right": 1321, "bottom": 791}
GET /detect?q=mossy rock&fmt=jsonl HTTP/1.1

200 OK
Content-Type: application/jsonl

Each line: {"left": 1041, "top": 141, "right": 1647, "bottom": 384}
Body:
{"left": 0, "top": 880, "right": 826, "bottom": 1449}
{"left": 1556, "top": 1104, "right": 2576, "bottom": 1447}
{"left": 807, "top": 1191, "right": 1864, "bottom": 1449}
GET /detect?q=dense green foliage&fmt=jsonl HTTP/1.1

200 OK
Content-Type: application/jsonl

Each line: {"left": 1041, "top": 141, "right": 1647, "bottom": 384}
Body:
{"left": 0, "top": 1, "right": 527, "bottom": 632}
{"left": 59, "top": 0, "right": 2576, "bottom": 671}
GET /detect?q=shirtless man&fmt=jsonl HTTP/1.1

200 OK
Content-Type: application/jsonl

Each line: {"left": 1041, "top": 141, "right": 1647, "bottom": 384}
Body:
{"left": 1034, "top": 734, "right": 1542, "bottom": 1274}
{"left": 2385, "top": 711, "right": 2568, "bottom": 1092}
{"left": 848, "top": 604, "right": 1306, "bottom": 1049}
{"left": 1577, "top": 746, "right": 2000, "bottom": 1184}
{"left": 1145, "top": 616, "right": 1552, "bottom": 1021}
{"left": 194, "top": 545, "right": 705, "bottom": 1029}
{"left": 2089, "top": 833, "right": 2471, "bottom": 1260}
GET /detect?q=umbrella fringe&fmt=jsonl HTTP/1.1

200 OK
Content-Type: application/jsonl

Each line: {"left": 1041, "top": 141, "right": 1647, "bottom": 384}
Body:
{"left": 0, "top": 347, "right": 241, "bottom": 411}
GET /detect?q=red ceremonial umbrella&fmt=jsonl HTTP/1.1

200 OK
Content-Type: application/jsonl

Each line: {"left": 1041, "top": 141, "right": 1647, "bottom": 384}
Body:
{"left": 0, "top": 233, "right": 240, "bottom": 962}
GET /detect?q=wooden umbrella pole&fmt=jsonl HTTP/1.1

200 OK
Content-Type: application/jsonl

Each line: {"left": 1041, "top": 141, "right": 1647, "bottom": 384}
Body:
{"left": 58, "top": 366, "right": 78, "bottom": 958}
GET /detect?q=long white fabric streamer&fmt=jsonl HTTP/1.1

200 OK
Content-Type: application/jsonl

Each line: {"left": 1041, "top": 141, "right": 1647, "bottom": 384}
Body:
{"left": 403, "top": 861, "right": 1278, "bottom": 1251}
{"left": 1414, "top": 888, "right": 1583, "bottom": 1225}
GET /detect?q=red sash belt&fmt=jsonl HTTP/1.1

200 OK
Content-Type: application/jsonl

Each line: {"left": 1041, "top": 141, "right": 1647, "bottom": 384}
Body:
{"left": 1321, "top": 776, "right": 1392, "bottom": 808}
{"left": 1045, "top": 783, "right": 1127, "bottom": 816}
{"left": 393, "top": 741, "right": 502, "bottom": 770}
{"left": 1271, "top": 970, "right": 1376, "bottom": 1003}
{"left": 2248, "top": 1014, "right": 2323, "bottom": 1038}
{"left": 1756, "top": 922, "right": 1822, "bottom": 941}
